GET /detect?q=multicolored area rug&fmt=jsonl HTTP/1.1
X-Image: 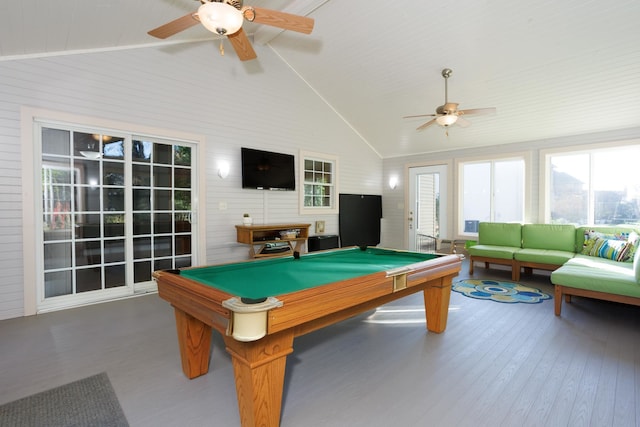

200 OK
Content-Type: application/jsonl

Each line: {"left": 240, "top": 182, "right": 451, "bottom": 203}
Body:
{"left": 453, "top": 279, "right": 552, "bottom": 304}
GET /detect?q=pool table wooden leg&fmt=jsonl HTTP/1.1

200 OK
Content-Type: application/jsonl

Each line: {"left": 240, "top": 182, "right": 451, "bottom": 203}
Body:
{"left": 173, "top": 307, "right": 212, "bottom": 379}
{"left": 224, "top": 330, "right": 294, "bottom": 427}
{"left": 423, "top": 277, "right": 453, "bottom": 333}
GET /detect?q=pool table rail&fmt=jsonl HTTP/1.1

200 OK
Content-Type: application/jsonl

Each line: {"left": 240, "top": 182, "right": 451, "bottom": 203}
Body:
{"left": 155, "top": 270, "right": 233, "bottom": 336}
{"left": 271, "top": 253, "right": 461, "bottom": 337}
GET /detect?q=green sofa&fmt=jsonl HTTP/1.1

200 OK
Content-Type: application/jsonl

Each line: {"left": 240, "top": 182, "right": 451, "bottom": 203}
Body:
{"left": 468, "top": 222, "right": 640, "bottom": 315}
{"left": 467, "top": 222, "right": 524, "bottom": 280}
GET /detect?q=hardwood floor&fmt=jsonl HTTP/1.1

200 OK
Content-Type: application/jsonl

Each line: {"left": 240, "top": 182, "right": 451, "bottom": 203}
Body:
{"left": 1, "top": 259, "right": 639, "bottom": 426}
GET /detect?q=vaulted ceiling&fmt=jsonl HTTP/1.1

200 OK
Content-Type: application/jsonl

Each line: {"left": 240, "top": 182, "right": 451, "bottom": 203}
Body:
{"left": 2, "top": 0, "right": 639, "bottom": 158}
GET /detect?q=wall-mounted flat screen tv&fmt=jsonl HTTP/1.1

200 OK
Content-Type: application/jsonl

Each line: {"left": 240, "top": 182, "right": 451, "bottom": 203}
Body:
{"left": 241, "top": 147, "right": 296, "bottom": 191}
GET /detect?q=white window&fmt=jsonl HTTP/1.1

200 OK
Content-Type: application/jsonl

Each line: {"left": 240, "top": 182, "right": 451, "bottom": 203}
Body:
{"left": 299, "top": 151, "right": 338, "bottom": 215}
{"left": 458, "top": 156, "right": 526, "bottom": 235}
{"left": 543, "top": 144, "right": 640, "bottom": 225}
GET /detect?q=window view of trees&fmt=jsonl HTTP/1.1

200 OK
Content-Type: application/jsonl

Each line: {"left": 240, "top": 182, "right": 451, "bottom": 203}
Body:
{"left": 549, "top": 147, "right": 640, "bottom": 225}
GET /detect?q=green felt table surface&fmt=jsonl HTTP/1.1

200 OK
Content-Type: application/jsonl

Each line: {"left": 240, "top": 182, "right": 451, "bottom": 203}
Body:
{"left": 180, "top": 247, "right": 439, "bottom": 299}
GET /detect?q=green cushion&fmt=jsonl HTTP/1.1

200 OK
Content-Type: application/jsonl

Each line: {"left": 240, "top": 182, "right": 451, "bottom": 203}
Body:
{"left": 521, "top": 224, "right": 575, "bottom": 251}
{"left": 514, "top": 249, "right": 574, "bottom": 265}
{"left": 477, "top": 222, "right": 521, "bottom": 247}
{"left": 551, "top": 262, "right": 640, "bottom": 298}
{"left": 468, "top": 244, "right": 519, "bottom": 260}
{"left": 566, "top": 254, "right": 630, "bottom": 269}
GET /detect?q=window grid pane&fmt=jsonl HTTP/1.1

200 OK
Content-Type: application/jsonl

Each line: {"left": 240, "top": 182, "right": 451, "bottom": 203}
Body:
{"left": 303, "top": 158, "right": 335, "bottom": 210}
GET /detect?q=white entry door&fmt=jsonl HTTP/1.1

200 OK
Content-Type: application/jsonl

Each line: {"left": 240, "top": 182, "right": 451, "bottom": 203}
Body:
{"left": 408, "top": 165, "right": 448, "bottom": 252}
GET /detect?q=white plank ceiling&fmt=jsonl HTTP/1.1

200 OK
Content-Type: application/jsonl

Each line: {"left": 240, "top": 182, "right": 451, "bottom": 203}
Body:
{"left": 1, "top": 0, "right": 639, "bottom": 158}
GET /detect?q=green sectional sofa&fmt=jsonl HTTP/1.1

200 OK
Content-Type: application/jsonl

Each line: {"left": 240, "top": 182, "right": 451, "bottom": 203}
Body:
{"left": 467, "top": 222, "right": 640, "bottom": 315}
{"left": 468, "top": 223, "right": 576, "bottom": 281}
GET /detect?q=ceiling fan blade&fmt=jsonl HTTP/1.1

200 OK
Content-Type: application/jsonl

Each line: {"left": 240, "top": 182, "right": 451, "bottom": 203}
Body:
{"left": 403, "top": 114, "right": 437, "bottom": 119}
{"left": 456, "top": 116, "right": 471, "bottom": 128}
{"left": 248, "top": 7, "right": 315, "bottom": 34}
{"left": 148, "top": 13, "right": 199, "bottom": 39}
{"left": 458, "top": 107, "right": 496, "bottom": 116}
{"left": 416, "top": 118, "right": 437, "bottom": 131}
{"left": 228, "top": 28, "right": 257, "bottom": 61}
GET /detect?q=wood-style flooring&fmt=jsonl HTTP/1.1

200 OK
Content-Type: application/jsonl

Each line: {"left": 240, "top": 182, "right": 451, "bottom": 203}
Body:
{"left": 1, "top": 259, "right": 639, "bottom": 426}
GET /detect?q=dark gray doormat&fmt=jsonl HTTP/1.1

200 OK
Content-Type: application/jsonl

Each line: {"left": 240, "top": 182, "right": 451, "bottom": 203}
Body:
{"left": 0, "top": 372, "right": 128, "bottom": 426}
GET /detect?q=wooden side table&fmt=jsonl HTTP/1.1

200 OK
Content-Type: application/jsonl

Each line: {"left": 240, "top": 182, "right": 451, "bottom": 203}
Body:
{"left": 236, "top": 223, "right": 311, "bottom": 258}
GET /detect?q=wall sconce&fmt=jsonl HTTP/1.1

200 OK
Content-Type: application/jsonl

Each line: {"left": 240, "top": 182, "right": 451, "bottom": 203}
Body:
{"left": 217, "top": 160, "right": 230, "bottom": 179}
{"left": 389, "top": 176, "right": 399, "bottom": 190}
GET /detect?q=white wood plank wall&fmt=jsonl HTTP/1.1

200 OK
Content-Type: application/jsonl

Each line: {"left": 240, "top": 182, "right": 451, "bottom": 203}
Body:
{"left": 0, "top": 42, "right": 382, "bottom": 319}
{"left": 0, "top": 103, "right": 23, "bottom": 319}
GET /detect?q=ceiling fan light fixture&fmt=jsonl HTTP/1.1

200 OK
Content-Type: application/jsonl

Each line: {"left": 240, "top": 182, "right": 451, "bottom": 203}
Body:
{"left": 436, "top": 114, "right": 458, "bottom": 127}
{"left": 197, "top": 2, "right": 244, "bottom": 36}
{"left": 80, "top": 151, "right": 102, "bottom": 160}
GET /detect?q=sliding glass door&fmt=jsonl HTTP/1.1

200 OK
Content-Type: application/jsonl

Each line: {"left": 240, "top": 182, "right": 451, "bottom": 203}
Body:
{"left": 39, "top": 125, "right": 196, "bottom": 311}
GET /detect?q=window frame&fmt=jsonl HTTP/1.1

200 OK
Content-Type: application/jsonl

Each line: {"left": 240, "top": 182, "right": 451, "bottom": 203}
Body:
{"left": 540, "top": 139, "right": 640, "bottom": 225}
{"left": 299, "top": 150, "right": 339, "bottom": 215}
{"left": 455, "top": 151, "right": 530, "bottom": 237}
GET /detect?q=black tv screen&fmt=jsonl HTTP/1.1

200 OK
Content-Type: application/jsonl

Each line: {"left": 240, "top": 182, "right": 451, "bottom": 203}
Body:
{"left": 241, "top": 147, "right": 296, "bottom": 191}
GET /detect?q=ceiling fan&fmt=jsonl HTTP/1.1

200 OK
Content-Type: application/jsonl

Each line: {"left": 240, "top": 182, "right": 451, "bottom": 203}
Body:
{"left": 147, "top": 0, "right": 314, "bottom": 61}
{"left": 404, "top": 68, "right": 496, "bottom": 132}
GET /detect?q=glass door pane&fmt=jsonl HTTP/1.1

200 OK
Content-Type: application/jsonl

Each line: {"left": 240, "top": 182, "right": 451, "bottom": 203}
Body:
{"left": 42, "top": 129, "right": 127, "bottom": 299}
{"left": 132, "top": 140, "right": 193, "bottom": 285}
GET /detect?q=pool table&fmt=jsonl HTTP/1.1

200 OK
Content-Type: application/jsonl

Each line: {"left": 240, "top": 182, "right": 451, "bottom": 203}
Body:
{"left": 153, "top": 247, "right": 461, "bottom": 427}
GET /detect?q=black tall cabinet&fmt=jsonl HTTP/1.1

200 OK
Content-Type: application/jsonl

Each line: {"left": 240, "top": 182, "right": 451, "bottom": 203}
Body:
{"left": 338, "top": 194, "right": 383, "bottom": 247}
